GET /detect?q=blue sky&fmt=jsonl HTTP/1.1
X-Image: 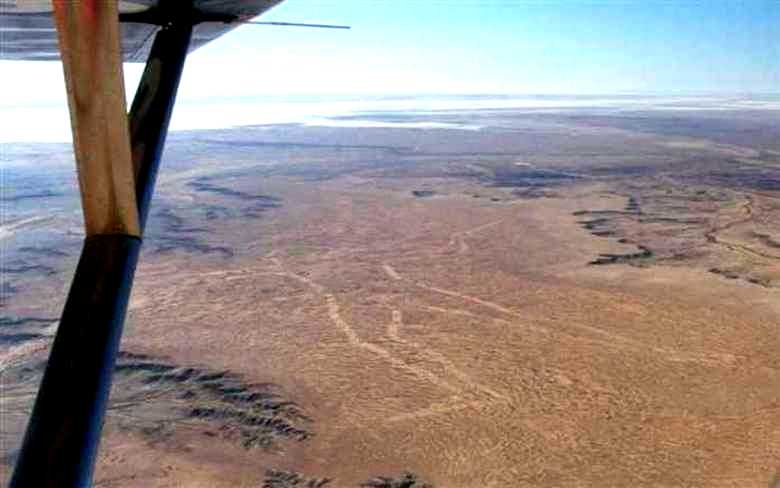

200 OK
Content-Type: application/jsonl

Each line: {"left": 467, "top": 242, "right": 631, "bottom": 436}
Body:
{"left": 1, "top": 0, "right": 778, "bottom": 106}
{"left": 183, "top": 0, "right": 779, "bottom": 97}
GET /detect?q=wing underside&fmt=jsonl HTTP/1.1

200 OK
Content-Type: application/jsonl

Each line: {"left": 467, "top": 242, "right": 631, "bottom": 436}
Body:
{"left": 0, "top": 0, "right": 283, "bottom": 62}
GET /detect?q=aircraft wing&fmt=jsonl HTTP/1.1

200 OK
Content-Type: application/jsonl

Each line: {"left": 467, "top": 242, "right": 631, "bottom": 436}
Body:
{"left": 0, "top": 0, "right": 283, "bottom": 62}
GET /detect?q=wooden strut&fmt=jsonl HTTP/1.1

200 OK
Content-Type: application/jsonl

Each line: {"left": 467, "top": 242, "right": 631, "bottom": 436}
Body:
{"left": 52, "top": 0, "right": 140, "bottom": 237}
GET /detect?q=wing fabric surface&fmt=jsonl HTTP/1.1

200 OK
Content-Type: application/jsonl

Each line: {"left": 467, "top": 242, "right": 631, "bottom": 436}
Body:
{"left": 0, "top": 0, "right": 283, "bottom": 62}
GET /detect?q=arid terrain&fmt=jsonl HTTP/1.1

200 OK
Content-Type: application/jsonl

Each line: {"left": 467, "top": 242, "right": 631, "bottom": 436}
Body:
{"left": 2, "top": 99, "right": 780, "bottom": 487}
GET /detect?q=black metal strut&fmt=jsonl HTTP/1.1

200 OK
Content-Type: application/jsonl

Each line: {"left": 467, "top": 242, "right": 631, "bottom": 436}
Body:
{"left": 9, "top": 12, "right": 193, "bottom": 488}
{"left": 130, "top": 12, "right": 193, "bottom": 230}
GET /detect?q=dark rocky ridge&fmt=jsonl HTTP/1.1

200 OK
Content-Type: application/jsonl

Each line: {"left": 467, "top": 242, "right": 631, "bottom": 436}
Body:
{"left": 0, "top": 315, "right": 57, "bottom": 345}
{"left": 149, "top": 207, "right": 233, "bottom": 258}
{"left": 360, "top": 472, "right": 434, "bottom": 488}
{"left": 0, "top": 190, "right": 63, "bottom": 203}
{"left": 261, "top": 470, "right": 434, "bottom": 488}
{"left": 187, "top": 175, "right": 281, "bottom": 219}
{"left": 589, "top": 245, "right": 654, "bottom": 266}
{"left": 263, "top": 470, "right": 331, "bottom": 488}
{"left": 0, "top": 350, "right": 312, "bottom": 462}
{"left": 111, "top": 351, "right": 311, "bottom": 450}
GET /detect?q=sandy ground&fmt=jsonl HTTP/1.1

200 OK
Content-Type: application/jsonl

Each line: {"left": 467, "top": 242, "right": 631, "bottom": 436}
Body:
{"left": 2, "top": 113, "right": 780, "bottom": 487}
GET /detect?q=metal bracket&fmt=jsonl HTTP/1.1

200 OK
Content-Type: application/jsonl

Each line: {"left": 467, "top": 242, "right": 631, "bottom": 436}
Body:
{"left": 119, "top": 7, "right": 236, "bottom": 26}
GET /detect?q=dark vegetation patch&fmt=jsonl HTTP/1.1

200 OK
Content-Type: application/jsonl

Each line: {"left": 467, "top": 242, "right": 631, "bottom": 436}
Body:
{"left": 572, "top": 185, "right": 744, "bottom": 267}
{"left": 575, "top": 195, "right": 658, "bottom": 266}
{"left": 703, "top": 168, "right": 780, "bottom": 192}
{"left": 573, "top": 209, "right": 636, "bottom": 217}
{"left": 0, "top": 332, "right": 44, "bottom": 345}
{"left": 589, "top": 245, "right": 654, "bottom": 266}
{"left": 263, "top": 469, "right": 331, "bottom": 488}
{"left": 360, "top": 472, "right": 434, "bottom": 488}
{"left": 0, "top": 316, "right": 56, "bottom": 329}
{"left": 574, "top": 196, "right": 642, "bottom": 241}
{"left": 260, "top": 471, "right": 433, "bottom": 488}
{"left": 0, "top": 190, "right": 62, "bottom": 203}
{"left": 188, "top": 176, "right": 282, "bottom": 208}
{"left": 552, "top": 113, "right": 780, "bottom": 151}
{"left": 147, "top": 174, "right": 284, "bottom": 256}
{"left": 710, "top": 267, "right": 744, "bottom": 280}
{"left": 637, "top": 216, "right": 707, "bottom": 225}
{"left": 187, "top": 175, "right": 282, "bottom": 219}
{"left": 2, "top": 263, "right": 57, "bottom": 276}
{"left": 670, "top": 157, "right": 780, "bottom": 194}
{"left": 200, "top": 139, "right": 406, "bottom": 155}
{"left": 511, "top": 187, "right": 555, "bottom": 198}
{"left": 579, "top": 217, "right": 618, "bottom": 238}
{"left": 111, "top": 351, "right": 311, "bottom": 450}
{"left": 753, "top": 232, "right": 780, "bottom": 249}
{"left": 150, "top": 208, "right": 233, "bottom": 258}
{"left": 488, "top": 166, "right": 580, "bottom": 189}
{"left": 0, "top": 281, "right": 20, "bottom": 304}
{"left": 0, "top": 316, "right": 56, "bottom": 344}
{"left": 746, "top": 276, "right": 772, "bottom": 287}
{"left": 152, "top": 235, "right": 233, "bottom": 258}
{"left": 18, "top": 246, "right": 68, "bottom": 258}
{"left": 155, "top": 208, "right": 208, "bottom": 234}
{"left": 204, "top": 205, "right": 234, "bottom": 221}
{"left": 709, "top": 268, "right": 773, "bottom": 288}
{"left": 0, "top": 350, "right": 312, "bottom": 456}
{"left": 625, "top": 196, "right": 641, "bottom": 213}
{"left": 587, "top": 165, "right": 660, "bottom": 178}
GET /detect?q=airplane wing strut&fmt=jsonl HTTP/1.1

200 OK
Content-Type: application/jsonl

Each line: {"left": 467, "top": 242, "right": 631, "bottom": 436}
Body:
{"left": 10, "top": 2, "right": 196, "bottom": 486}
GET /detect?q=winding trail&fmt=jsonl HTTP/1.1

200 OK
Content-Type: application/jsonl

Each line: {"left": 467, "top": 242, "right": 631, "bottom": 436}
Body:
{"left": 381, "top": 263, "right": 740, "bottom": 368}
{"left": 381, "top": 264, "right": 402, "bottom": 281}
{"left": 275, "top": 265, "right": 463, "bottom": 394}
{"left": 447, "top": 220, "right": 503, "bottom": 254}
{"left": 153, "top": 255, "right": 740, "bottom": 427}
{"left": 261, "top": 258, "right": 514, "bottom": 423}
{"left": 705, "top": 195, "right": 780, "bottom": 261}
{"left": 385, "top": 308, "right": 508, "bottom": 402}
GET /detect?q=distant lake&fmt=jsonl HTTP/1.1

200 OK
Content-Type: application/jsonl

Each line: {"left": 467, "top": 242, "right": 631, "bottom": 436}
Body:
{"left": 2, "top": 93, "right": 779, "bottom": 143}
